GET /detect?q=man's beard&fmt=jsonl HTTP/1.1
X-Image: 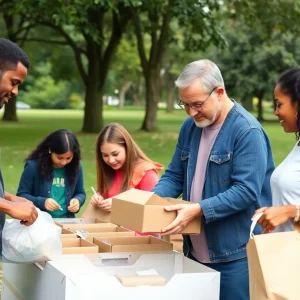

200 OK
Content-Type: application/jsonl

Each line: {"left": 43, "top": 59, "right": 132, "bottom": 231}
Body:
{"left": 194, "top": 118, "right": 214, "bottom": 128}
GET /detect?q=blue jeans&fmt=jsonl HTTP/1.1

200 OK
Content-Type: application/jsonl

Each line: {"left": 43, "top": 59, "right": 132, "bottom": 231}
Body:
{"left": 188, "top": 253, "right": 249, "bottom": 300}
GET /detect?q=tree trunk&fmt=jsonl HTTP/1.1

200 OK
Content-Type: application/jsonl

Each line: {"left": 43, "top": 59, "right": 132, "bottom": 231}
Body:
{"left": 257, "top": 92, "right": 264, "bottom": 121}
{"left": 141, "top": 71, "right": 160, "bottom": 131}
{"left": 119, "top": 81, "right": 131, "bottom": 109}
{"left": 242, "top": 96, "right": 253, "bottom": 112}
{"left": 166, "top": 86, "right": 175, "bottom": 113}
{"left": 82, "top": 81, "right": 103, "bottom": 133}
{"left": 82, "top": 49, "right": 104, "bottom": 133}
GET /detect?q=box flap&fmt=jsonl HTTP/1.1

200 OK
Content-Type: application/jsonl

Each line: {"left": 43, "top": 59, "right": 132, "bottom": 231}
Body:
{"left": 82, "top": 201, "right": 111, "bottom": 222}
{"left": 147, "top": 194, "right": 172, "bottom": 206}
{"left": 112, "top": 189, "right": 155, "bottom": 205}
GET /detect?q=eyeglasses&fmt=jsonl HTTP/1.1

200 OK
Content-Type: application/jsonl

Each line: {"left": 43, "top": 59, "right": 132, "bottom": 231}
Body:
{"left": 177, "top": 87, "right": 217, "bottom": 111}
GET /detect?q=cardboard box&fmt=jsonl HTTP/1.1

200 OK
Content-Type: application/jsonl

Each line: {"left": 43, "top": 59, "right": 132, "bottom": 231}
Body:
{"left": 55, "top": 218, "right": 115, "bottom": 228}
{"left": 93, "top": 236, "right": 173, "bottom": 253}
{"left": 84, "top": 228, "right": 136, "bottom": 242}
{"left": 62, "top": 238, "right": 98, "bottom": 254}
{"left": 60, "top": 228, "right": 78, "bottom": 239}
{"left": 59, "top": 223, "right": 117, "bottom": 231}
{"left": 2, "top": 252, "right": 220, "bottom": 300}
{"left": 81, "top": 200, "right": 111, "bottom": 222}
{"left": 110, "top": 189, "right": 201, "bottom": 234}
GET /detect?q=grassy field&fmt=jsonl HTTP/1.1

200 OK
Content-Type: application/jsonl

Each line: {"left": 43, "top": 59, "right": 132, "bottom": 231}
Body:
{"left": 0, "top": 108, "right": 296, "bottom": 297}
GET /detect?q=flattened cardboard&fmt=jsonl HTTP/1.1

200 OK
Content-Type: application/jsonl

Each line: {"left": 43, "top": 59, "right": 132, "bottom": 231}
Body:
{"left": 54, "top": 217, "right": 109, "bottom": 227}
{"left": 60, "top": 223, "right": 117, "bottom": 231}
{"left": 60, "top": 228, "right": 78, "bottom": 239}
{"left": 93, "top": 236, "right": 173, "bottom": 253}
{"left": 110, "top": 189, "right": 200, "bottom": 234}
{"left": 62, "top": 238, "right": 98, "bottom": 254}
{"left": 116, "top": 275, "right": 166, "bottom": 287}
{"left": 82, "top": 201, "right": 111, "bottom": 222}
{"left": 84, "top": 228, "right": 135, "bottom": 242}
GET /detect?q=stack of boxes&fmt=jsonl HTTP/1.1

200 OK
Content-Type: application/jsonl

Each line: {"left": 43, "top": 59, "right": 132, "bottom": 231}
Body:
{"left": 2, "top": 189, "right": 220, "bottom": 300}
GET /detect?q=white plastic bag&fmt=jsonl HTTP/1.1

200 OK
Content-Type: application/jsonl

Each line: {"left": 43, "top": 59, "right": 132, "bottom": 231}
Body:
{"left": 2, "top": 208, "right": 62, "bottom": 262}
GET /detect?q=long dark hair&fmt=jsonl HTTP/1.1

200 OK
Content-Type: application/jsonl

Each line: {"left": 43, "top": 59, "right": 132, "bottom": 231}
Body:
{"left": 26, "top": 129, "right": 81, "bottom": 186}
{"left": 277, "top": 68, "right": 300, "bottom": 140}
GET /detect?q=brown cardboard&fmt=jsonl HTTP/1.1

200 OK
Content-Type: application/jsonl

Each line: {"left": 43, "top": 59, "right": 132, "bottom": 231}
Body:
{"left": 55, "top": 218, "right": 114, "bottom": 228}
{"left": 60, "top": 228, "right": 78, "bottom": 239}
{"left": 116, "top": 275, "right": 166, "bottom": 287}
{"left": 93, "top": 236, "right": 173, "bottom": 253}
{"left": 82, "top": 200, "right": 111, "bottom": 222}
{"left": 60, "top": 223, "right": 117, "bottom": 231}
{"left": 110, "top": 189, "right": 201, "bottom": 234}
{"left": 60, "top": 226, "right": 134, "bottom": 241}
{"left": 62, "top": 238, "right": 98, "bottom": 254}
{"left": 84, "top": 228, "right": 135, "bottom": 242}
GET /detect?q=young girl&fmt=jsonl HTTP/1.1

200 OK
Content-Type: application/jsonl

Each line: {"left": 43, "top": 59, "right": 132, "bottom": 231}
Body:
{"left": 17, "top": 129, "right": 86, "bottom": 218}
{"left": 90, "top": 123, "right": 163, "bottom": 211}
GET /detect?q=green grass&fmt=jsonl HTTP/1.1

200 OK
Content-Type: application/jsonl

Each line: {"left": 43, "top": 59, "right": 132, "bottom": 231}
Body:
{"left": 0, "top": 108, "right": 295, "bottom": 215}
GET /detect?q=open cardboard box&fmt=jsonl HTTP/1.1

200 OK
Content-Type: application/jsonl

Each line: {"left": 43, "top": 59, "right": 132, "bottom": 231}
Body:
{"left": 93, "top": 236, "right": 173, "bottom": 253}
{"left": 61, "top": 228, "right": 78, "bottom": 239}
{"left": 62, "top": 238, "right": 98, "bottom": 254}
{"left": 59, "top": 223, "right": 118, "bottom": 231}
{"left": 2, "top": 252, "right": 220, "bottom": 300}
{"left": 81, "top": 200, "right": 111, "bottom": 222}
{"left": 60, "top": 225, "right": 135, "bottom": 242}
{"left": 54, "top": 217, "right": 109, "bottom": 226}
{"left": 110, "top": 189, "right": 201, "bottom": 234}
{"left": 84, "top": 228, "right": 136, "bottom": 242}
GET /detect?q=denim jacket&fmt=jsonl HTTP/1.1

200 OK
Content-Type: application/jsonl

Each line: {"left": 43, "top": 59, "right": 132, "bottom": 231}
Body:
{"left": 152, "top": 101, "right": 275, "bottom": 262}
{"left": 17, "top": 159, "right": 86, "bottom": 217}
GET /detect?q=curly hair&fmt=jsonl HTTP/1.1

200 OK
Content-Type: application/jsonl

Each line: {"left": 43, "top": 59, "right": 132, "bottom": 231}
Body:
{"left": 0, "top": 38, "right": 30, "bottom": 77}
{"left": 26, "top": 129, "right": 81, "bottom": 186}
{"left": 95, "top": 123, "right": 153, "bottom": 197}
{"left": 277, "top": 68, "right": 300, "bottom": 140}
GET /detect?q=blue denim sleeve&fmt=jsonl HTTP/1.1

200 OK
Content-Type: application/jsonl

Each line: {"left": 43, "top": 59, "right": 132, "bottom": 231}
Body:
{"left": 152, "top": 122, "right": 187, "bottom": 198}
{"left": 16, "top": 160, "right": 47, "bottom": 210}
{"left": 201, "top": 128, "right": 273, "bottom": 223}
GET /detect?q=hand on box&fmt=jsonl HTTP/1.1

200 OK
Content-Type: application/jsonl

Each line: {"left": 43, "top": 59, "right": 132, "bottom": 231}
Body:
{"left": 45, "top": 198, "right": 61, "bottom": 211}
{"left": 94, "top": 197, "right": 112, "bottom": 212}
{"left": 90, "top": 193, "right": 104, "bottom": 206}
{"left": 68, "top": 198, "right": 80, "bottom": 213}
{"left": 6, "top": 200, "right": 38, "bottom": 226}
{"left": 161, "top": 203, "right": 202, "bottom": 235}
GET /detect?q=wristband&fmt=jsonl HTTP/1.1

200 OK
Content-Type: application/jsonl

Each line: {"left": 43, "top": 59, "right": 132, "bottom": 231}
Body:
{"left": 294, "top": 205, "right": 300, "bottom": 222}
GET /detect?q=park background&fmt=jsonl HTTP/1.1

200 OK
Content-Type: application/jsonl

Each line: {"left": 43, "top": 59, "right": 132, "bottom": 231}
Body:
{"left": 1, "top": 0, "right": 300, "bottom": 298}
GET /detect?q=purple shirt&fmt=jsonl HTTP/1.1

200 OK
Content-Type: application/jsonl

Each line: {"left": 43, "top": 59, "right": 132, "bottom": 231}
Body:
{"left": 190, "top": 123, "right": 223, "bottom": 263}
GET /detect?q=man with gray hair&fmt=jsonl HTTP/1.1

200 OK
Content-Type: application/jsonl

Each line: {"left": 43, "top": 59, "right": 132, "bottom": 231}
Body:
{"left": 152, "top": 59, "right": 274, "bottom": 300}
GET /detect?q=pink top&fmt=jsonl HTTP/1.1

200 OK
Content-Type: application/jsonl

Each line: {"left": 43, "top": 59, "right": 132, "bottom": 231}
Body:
{"left": 106, "top": 169, "right": 159, "bottom": 198}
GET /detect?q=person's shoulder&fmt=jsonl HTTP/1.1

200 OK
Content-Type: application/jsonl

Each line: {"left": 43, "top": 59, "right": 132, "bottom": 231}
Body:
{"left": 22, "top": 159, "right": 38, "bottom": 174}
{"left": 232, "top": 102, "right": 262, "bottom": 129}
{"left": 25, "top": 159, "right": 38, "bottom": 168}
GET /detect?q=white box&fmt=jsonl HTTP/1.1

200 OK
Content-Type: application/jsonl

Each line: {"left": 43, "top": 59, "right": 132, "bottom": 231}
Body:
{"left": 2, "top": 252, "right": 220, "bottom": 300}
